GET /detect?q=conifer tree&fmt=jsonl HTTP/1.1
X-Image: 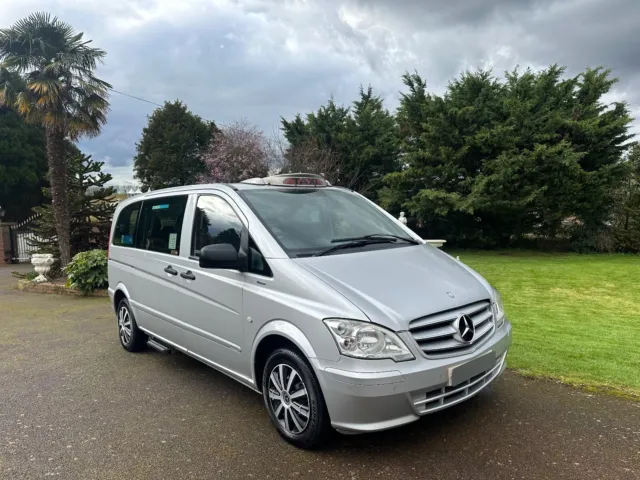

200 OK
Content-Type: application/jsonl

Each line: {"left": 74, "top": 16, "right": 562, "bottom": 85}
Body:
{"left": 30, "top": 151, "right": 116, "bottom": 264}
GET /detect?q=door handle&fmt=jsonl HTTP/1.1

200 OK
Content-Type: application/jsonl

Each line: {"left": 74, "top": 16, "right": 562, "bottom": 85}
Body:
{"left": 180, "top": 270, "right": 196, "bottom": 281}
{"left": 164, "top": 265, "right": 178, "bottom": 276}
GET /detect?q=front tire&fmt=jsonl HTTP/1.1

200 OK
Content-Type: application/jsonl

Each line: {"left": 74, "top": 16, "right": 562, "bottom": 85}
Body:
{"left": 262, "top": 347, "right": 330, "bottom": 449}
{"left": 116, "top": 298, "right": 147, "bottom": 352}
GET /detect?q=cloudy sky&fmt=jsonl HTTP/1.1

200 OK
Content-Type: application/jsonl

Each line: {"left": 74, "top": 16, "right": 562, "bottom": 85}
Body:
{"left": 2, "top": 0, "right": 639, "bottom": 184}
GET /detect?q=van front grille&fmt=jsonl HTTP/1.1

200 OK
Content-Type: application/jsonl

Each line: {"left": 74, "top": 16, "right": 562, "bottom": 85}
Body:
{"left": 408, "top": 300, "right": 495, "bottom": 358}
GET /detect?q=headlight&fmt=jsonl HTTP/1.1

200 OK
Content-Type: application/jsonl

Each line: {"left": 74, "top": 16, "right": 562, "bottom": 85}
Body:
{"left": 493, "top": 289, "right": 505, "bottom": 328}
{"left": 323, "top": 319, "right": 415, "bottom": 362}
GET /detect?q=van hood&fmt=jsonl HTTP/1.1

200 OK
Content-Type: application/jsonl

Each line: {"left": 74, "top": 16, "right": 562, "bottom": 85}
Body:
{"left": 294, "top": 245, "right": 493, "bottom": 331}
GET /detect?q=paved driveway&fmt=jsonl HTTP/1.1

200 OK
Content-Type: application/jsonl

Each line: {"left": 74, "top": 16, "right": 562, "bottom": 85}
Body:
{"left": 0, "top": 265, "right": 639, "bottom": 479}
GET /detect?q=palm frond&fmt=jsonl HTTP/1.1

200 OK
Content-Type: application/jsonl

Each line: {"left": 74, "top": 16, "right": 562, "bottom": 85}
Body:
{"left": 85, "top": 73, "right": 112, "bottom": 90}
{"left": 15, "top": 90, "right": 44, "bottom": 124}
{"left": 27, "top": 77, "right": 62, "bottom": 99}
{"left": 65, "top": 66, "right": 112, "bottom": 90}
{"left": 69, "top": 88, "right": 109, "bottom": 110}
{"left": 0, "top": 66, "right": 24, "bottom": 106}
{"left": 43, "top": 108, "right": 67, "bottom": 129}
{"left": 85, "top": 92, "right": 110, "bottom": 111}
{"left": 59, "top": 46, "right": 107, "bottom": 71}
{"left": 1, "top": 12, "right": 110, "bottom": 136}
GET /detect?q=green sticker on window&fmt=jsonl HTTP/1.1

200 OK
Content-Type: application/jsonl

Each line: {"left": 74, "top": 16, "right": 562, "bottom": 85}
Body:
{"left": 152, "top": 204, "right": 169, "bottom": 210}
{"left": 168, "top": 233, "right": 177, "bottom": 250}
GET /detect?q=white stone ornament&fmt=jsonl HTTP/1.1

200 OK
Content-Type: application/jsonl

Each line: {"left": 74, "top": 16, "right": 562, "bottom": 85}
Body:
{"left": 398, "top": 211, "right": 407, "bottom": 225}
{"left": 31, "top": 253, "right": 55, "bottom": 283}
{"left": 425, "top": 239, "right": 447, "bottom": 248}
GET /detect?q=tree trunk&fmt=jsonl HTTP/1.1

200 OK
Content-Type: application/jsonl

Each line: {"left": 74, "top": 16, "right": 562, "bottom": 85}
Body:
{"left": 45, "top": 126, "right": 72, "bottom": 266}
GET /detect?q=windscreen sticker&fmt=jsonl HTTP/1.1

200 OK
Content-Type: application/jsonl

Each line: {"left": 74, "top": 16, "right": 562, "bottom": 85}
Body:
{"left": 152, "top": 204, "right": 169, "bottom": 210}
{"left": 121, "top": 234, "right": 133, "bottom": 245}
{"left": 168, "top": 233, "right": 178, "bottom": 250}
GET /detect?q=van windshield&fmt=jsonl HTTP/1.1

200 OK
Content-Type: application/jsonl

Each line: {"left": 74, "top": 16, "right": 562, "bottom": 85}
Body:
{"left": 240, "top": 188, "right": 414, "bottom": 257}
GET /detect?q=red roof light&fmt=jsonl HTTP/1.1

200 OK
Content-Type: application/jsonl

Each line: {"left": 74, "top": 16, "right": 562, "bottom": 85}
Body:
{"left": 240, "top": 173, "right": 330, "bottom": 186}
{"left": 282, "top": 177, "right": 325, "bottom": 186}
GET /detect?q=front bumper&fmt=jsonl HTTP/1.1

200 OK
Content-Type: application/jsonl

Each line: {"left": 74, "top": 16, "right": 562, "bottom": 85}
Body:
{"left": 313, "top": 320, "right": 512, "bottom": 434}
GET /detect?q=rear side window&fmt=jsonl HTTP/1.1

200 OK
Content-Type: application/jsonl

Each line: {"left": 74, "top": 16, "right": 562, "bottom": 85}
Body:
{"left": 192, "top": 195, "right": 244, "bottom": 256}
{"left": 137, "top": 196, "right": 188, "bottom": 255}
{"left": 112, "top": 202, "right": 141, "bottom": 247}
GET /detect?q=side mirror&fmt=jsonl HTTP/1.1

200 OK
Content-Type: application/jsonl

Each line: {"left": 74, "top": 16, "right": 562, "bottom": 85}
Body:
{"left": 199, "top": 243, "right": 241, "bottom": 269}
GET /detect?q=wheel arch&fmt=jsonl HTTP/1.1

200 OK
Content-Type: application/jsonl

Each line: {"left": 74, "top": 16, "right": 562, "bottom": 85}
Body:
{"left": 112, "top": 283, "right": 131, "bottom": 311}
{"left": 251, "top": 320, "right": 317, "bottom": 392}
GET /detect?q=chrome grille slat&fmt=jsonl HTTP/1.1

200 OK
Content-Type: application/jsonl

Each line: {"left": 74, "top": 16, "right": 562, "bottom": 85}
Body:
{"left": 408, "top": 299, "right": 495, "bottom": 358}
{"left": 473, "top": 321, "right": 493, "bottom": 341}
{"left": 417, "top": 337, "right": 465, "bottom": 352}
{"left": 412, "top": 324, "right": 457, "bottom": 342}
{"left": 471, "top": 309, "right": 492, "bottom": 326}
{"left": 408, "top": 300, "right": 489, "bottom": 330}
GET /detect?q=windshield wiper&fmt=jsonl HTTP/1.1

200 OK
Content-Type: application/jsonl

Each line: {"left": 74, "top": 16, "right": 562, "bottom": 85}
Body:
{"left": 331, "top": 233, "right": 421, "bottom": 245}
{"left": 315, "top": 238, "right": 395, "bottom": 257}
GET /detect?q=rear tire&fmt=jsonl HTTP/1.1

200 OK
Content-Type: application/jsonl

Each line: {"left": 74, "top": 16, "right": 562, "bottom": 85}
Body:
{"left": 116, "top": 298, "right": 147, "bottom": 352}
{"left": 262, "top": 347, "right": 330, "bottom": 449}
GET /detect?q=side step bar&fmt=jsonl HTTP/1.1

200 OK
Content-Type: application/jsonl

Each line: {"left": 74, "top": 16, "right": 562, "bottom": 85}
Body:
{"left": 147, "top": 338, "right": 173, "bottom": 354}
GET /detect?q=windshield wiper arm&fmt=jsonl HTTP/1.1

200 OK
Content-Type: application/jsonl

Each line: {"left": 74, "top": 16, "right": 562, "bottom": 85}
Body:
{"left": 315, "top": 238, "right": 395, "bottom": 257}
{"left": 331, "top": 233, "right": 421, "bottom": 245}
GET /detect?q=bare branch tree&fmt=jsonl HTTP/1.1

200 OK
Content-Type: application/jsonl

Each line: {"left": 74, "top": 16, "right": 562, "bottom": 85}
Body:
{"left": 264, "top": 130, "right": 289, "bottom": 174}
{"left": 268, "top": 135, "right": 366, "bottom": 189}
{"left": 285, "top": 139, "right": 342, "bottom": 184}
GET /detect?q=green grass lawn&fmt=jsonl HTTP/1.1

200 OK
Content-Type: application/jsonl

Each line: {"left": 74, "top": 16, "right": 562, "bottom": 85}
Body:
{"left": 451, "top": 251, "right": 640, "bottom": 398}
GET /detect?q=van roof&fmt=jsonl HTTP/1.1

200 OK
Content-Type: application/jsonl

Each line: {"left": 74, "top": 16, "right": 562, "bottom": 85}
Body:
{"left": 116, "top": 174, "right": 343, "bottom": 207}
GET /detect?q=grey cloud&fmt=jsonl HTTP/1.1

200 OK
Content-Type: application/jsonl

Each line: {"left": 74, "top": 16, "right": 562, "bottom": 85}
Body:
{"left": 76, "top": 0, "right": 640, "bottom": 179}
{"left": 3, "top": 0, "right": 637, "bottom": 182}
{"left": 352, "top": 0, "right": 554, "bottom": 27}
{"left": 520, "top": 0, "right": 640, "bottom": 76}
{"left": 344, "top": 0, "right": 640, "bottom": 115}
{"left": 78, "top": 8, "right": 371, "bottom": 174}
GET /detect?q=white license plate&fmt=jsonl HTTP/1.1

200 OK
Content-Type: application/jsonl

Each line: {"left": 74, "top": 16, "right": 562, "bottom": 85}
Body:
{"left": 448, "top": 351, "right": 495, "bottom": 387}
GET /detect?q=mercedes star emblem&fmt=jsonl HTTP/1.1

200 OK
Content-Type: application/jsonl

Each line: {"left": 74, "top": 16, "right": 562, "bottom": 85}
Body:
{"left": 454, "top": 314, "right": 475, "bottom": 343}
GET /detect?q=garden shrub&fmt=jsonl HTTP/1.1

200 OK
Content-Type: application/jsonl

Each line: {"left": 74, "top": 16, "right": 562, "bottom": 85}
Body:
{"left": 11, "top": 270, "right": 39, "bottom": 281}
{"left": 64, "top": 249, "right": 108, "bottom": 294}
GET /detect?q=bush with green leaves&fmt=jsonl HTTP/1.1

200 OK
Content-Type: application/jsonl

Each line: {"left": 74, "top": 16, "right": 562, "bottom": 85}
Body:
{"left": 11, "top": 270, "right": 39, "bottom": 281}
{"left": 64, "top": 249, "right": 108, "bottom": 294}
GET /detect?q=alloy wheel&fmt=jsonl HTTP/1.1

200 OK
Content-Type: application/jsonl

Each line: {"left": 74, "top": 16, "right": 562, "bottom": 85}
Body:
{"left": 267, "top": 363, "right": 310, "bottom": 435}
{"left": 118, "top": 306, "right": 132, "bottom": 345}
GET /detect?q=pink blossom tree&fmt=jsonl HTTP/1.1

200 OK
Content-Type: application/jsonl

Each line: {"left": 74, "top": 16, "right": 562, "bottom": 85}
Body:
{"left": 198, "top": 119, "right": 270, "bottom": 184}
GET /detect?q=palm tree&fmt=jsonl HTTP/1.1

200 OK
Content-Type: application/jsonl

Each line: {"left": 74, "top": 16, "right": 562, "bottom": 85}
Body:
{"left": 0, "top": 12, "right": 111, "bottom": 265}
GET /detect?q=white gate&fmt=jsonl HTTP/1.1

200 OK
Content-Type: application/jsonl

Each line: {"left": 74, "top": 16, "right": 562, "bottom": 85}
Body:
{"left": 9, "top": 214, "right": 45, "bottom": 263}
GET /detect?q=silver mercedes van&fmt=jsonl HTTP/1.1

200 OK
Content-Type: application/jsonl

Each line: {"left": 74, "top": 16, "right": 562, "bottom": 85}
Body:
{"left": 108, "top": 173, "right": 512, "bottom": 448}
